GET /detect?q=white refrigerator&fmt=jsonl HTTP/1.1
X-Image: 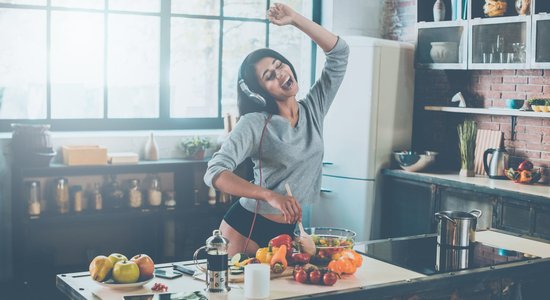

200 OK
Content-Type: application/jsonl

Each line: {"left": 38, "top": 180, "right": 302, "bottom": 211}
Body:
{"left": 310, "top": 36, "right": 415, "bottom": 241}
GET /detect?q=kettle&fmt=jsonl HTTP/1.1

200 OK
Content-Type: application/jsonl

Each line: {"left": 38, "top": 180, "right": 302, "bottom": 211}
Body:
{"left": 483, "top": 146, "right": 509, "bottom": 179}
{"left": 193, "top": 230, "right": 231, "bottom": 293}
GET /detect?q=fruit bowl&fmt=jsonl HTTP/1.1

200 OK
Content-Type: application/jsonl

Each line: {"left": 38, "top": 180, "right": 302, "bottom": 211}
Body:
{"left": 96, "top": 276, "right": 154, "bottom": 290}
{"left": 393, "top": 150, "right": 438, "bottom": 172}
{"left": 505, "top": 168, "right": 542, "bottom": 184}
{"left": 294, "top": 227, "right": 356, "bottom": 265}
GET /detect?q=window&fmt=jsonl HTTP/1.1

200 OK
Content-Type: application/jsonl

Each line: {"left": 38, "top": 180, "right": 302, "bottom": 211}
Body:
{"left": 0, "top": 0, "right": 317, "bottom": 131}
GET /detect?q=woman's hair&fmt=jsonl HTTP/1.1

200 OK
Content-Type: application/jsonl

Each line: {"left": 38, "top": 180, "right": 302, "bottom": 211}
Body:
{"left": 237, "top": 48, "right": 297, "bottom": 116}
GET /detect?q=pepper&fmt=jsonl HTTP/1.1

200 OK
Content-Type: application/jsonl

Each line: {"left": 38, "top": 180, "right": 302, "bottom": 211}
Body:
{"left": 270, "top": 244, "right": 288, "bottom": 273}
{"left": 290, "top": 252, "right": 311, "bottom": 265}
{"left": 269, "top": 234, "right": 293, "bottom": 250}
{"left": 256, "top": 246, "right": 278, "bottom": 264}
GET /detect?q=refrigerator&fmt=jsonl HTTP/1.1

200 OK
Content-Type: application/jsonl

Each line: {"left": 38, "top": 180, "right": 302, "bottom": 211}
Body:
{"left": 310, "top": 36, "right": 415, "bottom": 241}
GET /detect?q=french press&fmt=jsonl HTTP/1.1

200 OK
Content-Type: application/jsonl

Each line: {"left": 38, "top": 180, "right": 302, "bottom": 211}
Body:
{"left": 193, "top": 229, "right": 230, "bottom": 293}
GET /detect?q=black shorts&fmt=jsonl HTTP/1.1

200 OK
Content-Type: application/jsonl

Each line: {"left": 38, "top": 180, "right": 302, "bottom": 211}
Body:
{"left": 223, "top": 200, "right": 295, "bottom": 248}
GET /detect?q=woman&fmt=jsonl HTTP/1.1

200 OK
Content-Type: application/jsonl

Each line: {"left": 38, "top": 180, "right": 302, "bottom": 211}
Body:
{"left": 204, "top": 3, "right": 349, "bottom": 256}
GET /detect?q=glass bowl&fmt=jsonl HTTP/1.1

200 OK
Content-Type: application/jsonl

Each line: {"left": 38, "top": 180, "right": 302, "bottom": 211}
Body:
{"left": 393, "top": 150, "right": 438, "bottom": 172}
{"left": 294, "top": 227, "right": 356, "bottom": 265}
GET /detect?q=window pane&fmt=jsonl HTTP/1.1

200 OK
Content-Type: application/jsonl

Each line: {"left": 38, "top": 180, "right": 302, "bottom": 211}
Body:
{"left": 51, "top": 11, "right": 104, "bottom": 119}
{"left": 269, "top": 1, "right": 312, "bottom": 100}
{"left": 171, "top": 0, "right": 219, "bottom": 15}
{"left": 224, "top": 0, "right": 266, "bottom": 19}
{"left": 51, "top": 0, "right": 104, "bottom": 9}
{"left": 170, "top": 18, "right": 219, "bottom": 118}
{"left": 221, "top": 21, "right": 265, "bottom": 116}
{"left": 109, "top": 0, "right": 160, "bottom": 13}
{"left": 108, "top": 14, "right": 160, "bottom": 118}
{"left": 0, "top": 0, "right": 45, "bottom": 5}
{"left": 0, "top": 8, "right": 46, "bottom": 119}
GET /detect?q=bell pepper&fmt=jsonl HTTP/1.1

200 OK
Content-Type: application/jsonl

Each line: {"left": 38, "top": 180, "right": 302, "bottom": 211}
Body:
{"left": 518, "top": 170, "right": 532, "bottom": 183}
{"left": 270, "top": 244, "right": 288, "bottom": 273}
{"left": 269, "top": 234, "right": 293, "bottom": 249}
{"left": 256, "top": 246, "right": 278, "bottom": 264}
{"left": 290, "top": 252, "right": 311, "bottom": 265}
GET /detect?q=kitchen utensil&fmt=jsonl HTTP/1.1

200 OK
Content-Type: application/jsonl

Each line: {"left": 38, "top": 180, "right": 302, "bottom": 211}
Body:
{"left": 193, "top": 229, "right": 230, "bottom": 293}
{"left": 483, "top": 146, "right": 509, "bottom": 179}
{"left": 393, "top": 151, "right": 438, "bottom": 172}
{"left": 474, "top": 130, "right": 503, "bottom": 175}
{"left": 96, "top": 276, "right": 154, "bottom": 290}
{"left": 435, "top": 209, "right": 482, "bottom": 248}
{"left": 284, "top": 183, "right": 316, "bottom": 256}
{"left": 10, "top": 123, "right": 56, "bottom": 167}
{"left": 436, "top": 244, "right": 469, "bottom": 272}
{"left": 293, "top": 227, "right": 356, "bottom": 265}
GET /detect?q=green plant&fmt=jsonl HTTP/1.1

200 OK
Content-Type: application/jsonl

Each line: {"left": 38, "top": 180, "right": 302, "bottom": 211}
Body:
{"left": 528, "top": 98, "right": 546, "bottom": 106}
{"left": 179, "top": 136, "right": 211, "bottom": 159}
{"left": 457, "top": 120, "right": 477, "bottom": 171}
{"left": 545, "top": 99, "right": 550, "bottom": 106}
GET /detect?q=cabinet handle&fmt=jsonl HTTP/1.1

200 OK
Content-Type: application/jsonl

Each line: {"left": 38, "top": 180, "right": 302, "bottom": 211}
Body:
{"left": 320, "top": 188, "right": 333, "bottom": 193}
{"left": 322, "top": 161, "right": 333, "bottom": 166}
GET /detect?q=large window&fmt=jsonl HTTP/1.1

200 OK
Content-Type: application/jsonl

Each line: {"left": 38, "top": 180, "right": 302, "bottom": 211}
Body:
{"left": 0, "top": 0, "right": 317, "bottom": 131}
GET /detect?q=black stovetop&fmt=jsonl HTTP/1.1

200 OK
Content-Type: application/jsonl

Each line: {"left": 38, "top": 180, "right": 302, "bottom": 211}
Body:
{"left": 361, "top": 234, "right": 540, "bottom": 275}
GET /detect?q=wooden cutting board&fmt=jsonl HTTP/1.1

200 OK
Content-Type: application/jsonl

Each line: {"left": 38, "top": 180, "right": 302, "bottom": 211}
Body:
{"left": 474, "top": 129, "right": 503, "bottom": 175}
{"left": 193, "top": 264, "right": 294, "bottom": 283}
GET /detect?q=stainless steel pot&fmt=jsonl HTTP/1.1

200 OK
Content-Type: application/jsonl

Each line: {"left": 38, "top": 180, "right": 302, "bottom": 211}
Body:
{"left": 435, "top": 209, "right": 482, "bottom": 248}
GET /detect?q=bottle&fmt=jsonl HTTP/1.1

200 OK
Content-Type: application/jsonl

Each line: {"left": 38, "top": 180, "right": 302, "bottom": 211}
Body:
{"left": 147, "top": 175, "right": 162, "bottom": 207}
{"left": 71, "top": 185, "right": 84, "bottom": 213}
{"left": 128, "top": 179, "right": 143, "bottom": 208}
{"left": 208, "top": 187, "right": 216, "bottom": 206}
{"left": 26, "top": 181, "right": 41, "bottom": 216}
{"left": 164, "top": 190, "right": 176, "bottom": 208}
{"left": 103, "top": 175, "right": 124, "bottom": 209}
{"left": 433, "top": 0, "right": 446, "bottom": 22}
{"left": 144, "top": 131, "right": 159, "bottom": 161}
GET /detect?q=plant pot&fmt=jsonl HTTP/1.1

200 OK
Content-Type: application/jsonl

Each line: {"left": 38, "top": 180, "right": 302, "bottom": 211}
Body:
{"left": 532, "top": 105, "right": 543, "bottom": 112}
{"left": 459, "top": 168, "right": 475, "bottom": 177}
{"left": 185, "top": 149, "right": 205, "bottom": 160}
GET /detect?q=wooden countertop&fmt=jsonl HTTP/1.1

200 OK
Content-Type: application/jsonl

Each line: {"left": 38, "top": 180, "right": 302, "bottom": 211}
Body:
{"left": 382, "top": 169, "right": 550, "bottom": 203}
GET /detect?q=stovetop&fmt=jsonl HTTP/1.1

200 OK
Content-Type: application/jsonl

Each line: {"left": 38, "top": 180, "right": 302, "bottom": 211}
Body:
{"left": 361, "top": 234, "right": 540, "bottom": 275}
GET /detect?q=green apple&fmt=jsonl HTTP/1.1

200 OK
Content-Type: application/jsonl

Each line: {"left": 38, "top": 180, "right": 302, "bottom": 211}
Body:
{"left": 112, "top": 260, "right": 140, "bottom": 283}
{"left": 108, "top": 253, "right": 128, "bottom": 266}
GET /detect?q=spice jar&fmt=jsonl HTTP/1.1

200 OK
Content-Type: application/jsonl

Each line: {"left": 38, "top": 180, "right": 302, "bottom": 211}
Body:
{"left": 128, "top": 179, "right": 142, "bottom": 208}
{"left": 103, "top": 175, "right": 124, "bottom": 209}
{"left": 147, "top": 176, "right": 162, "bottom": 207}
{"left": 70, "top": 185, "right": 84, "bottom": 213}
{"left": 26, "top": 181, "right": 41, "bottom": 216}
{"left": 164, "top": 191, "right": 176, "bottom": 207}
{"left": 54, "top": 177, "right": 69, "bottom": 214}
{"left": 91, "top": 183, "right": 103, "bottom": 211}
{"left": 208, "top": 187, "right": 216, "bottom": 206}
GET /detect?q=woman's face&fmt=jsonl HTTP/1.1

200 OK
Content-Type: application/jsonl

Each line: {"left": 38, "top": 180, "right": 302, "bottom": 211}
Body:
{"left": 254, "top": 56, "right": 298, "bottom": 101}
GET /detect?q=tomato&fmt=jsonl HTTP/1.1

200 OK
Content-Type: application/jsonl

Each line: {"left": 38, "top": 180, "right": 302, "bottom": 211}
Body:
{"left": 323, "top": 271, "right": 338, "bottom": 286}
{"left": 327, "top": 260, "right": 343, "bottom": 275}
{"left": 340, "top": 258, "right": 357, "bottom": 274}
{"left": 308, "top": 269, "right": 322, "bottom": 285}
{"left": 293, "top": 269, "right": 308, "bottom": 284}
{"left": 291, "top": 253, "right": 311, "bottom": 265}
{"left": 352, "top": 251, "right": 363, "bottom": 268}
{"left": 518, "top": 160, "right": 534, "bottom": 171}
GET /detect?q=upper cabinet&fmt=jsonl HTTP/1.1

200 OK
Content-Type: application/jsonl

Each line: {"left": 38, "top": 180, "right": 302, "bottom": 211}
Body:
{"left": 416, "top": 0, "right": 547, "bottom": 70}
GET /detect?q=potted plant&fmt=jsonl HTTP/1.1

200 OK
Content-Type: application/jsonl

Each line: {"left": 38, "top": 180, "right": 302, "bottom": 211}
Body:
{"left": 179, "top": 136, "right": 211, "bottom": 160}
{"left": 457, "top": 120, "right": 477, "bottom": 177}
{"left": 528, "top": 98, "right": 545, "bottom": 112}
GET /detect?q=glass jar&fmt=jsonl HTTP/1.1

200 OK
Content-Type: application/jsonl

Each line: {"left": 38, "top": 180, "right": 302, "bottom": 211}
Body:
{"left": 103, "top": 175, "right": 124, "bottom": 209}
{"left": 147, "top": 176, "right": 162, "bottom": 207}
{"left": 54, "top": 177, "right": 69, "bottom": 214}
{"left": 164, "top": 190, "right": 176, "bottom": 207}
{"left": 70, "top": 185, "right": 84, "bottom": 213}
{"left": 26, "top": 181, "right": 41, "bottom": 216}
{"left": 128, "top": 179, "right": 142, "bottom": 208}
{"left": 91, "top": 183, "right": 103, "bottom": 211}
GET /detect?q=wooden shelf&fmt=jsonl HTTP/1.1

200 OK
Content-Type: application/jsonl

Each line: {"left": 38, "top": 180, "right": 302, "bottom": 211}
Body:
{"left": 424, "top": 106, "right": 550, "bottom": 118}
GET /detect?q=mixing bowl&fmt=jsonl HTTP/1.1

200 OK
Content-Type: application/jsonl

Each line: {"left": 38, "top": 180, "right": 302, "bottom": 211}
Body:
{"left": 394, "top": 150, "right": 438, "bottom": 172}
{"left": 294, "top": 227, "right": 356, "bottom": 265}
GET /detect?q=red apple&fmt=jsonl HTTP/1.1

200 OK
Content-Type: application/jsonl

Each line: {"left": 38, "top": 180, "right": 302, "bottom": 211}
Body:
{"left": 130, "top": 254, "right": 155, "bottom": 280}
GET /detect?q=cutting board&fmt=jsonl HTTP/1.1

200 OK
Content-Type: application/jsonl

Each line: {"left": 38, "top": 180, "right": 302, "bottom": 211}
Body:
{"left": 474, "top": 130, "right": 503, "bottom": 175}
{"left": 193, "top": 264, "right": 294, "bottom": 283}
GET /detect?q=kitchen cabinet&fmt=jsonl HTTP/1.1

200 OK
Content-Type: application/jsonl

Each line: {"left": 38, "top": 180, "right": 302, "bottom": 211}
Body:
{"left": 415, "top": 0, "right": 545, "bottom": 70}
{"left": 382, "top": 169, "right": 550, "bottom": 241}
{"left": 11, "top": 159, "right": 228, "bottom": 294}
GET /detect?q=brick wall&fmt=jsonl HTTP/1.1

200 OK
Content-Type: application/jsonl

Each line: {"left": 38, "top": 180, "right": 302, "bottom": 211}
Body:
{"left": 386, "top": 0, "right": 550, "bottom": 178}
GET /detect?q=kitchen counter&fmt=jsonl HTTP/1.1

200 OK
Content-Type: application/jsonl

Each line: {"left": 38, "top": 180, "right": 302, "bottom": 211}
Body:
{"left": 57, "top": 230, "right": 550, "bottom": 300}
{"left": 383, "top": 169, "right": 550, "bottom": 204}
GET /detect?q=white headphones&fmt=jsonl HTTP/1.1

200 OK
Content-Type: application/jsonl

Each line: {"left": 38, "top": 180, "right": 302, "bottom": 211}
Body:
{"left": 239, "top": 73, "right": 266, "bottom": 107}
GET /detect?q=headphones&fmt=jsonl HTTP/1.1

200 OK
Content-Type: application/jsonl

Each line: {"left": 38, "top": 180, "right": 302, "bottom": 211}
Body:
{"left": 238, "top": 64, "right": 267, "bottom": 107}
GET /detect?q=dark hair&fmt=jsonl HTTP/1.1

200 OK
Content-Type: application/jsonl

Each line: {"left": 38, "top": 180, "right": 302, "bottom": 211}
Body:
{"left": 237, "top": 48, "right": 297, "bottom": 116}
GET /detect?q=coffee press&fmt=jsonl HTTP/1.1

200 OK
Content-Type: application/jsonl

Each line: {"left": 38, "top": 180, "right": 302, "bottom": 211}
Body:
{"left": 193, "top": 229, "right": 230, "bottom": 293}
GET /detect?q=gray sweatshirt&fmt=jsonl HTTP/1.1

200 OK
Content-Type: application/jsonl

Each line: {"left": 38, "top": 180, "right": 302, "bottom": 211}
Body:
{"left": 204, "top": 37, "right": 349, "bottom": 214}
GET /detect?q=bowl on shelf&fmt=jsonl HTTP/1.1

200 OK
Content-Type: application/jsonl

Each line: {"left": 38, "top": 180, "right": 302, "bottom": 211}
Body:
{"left": 505, "top": 99, "right": 524, "bottom": 109}
{"left": 393, "top": 150, "right": 438, "bottom": 172}
{"left": 430, "top": 42, "right": 459, "bottom": 63}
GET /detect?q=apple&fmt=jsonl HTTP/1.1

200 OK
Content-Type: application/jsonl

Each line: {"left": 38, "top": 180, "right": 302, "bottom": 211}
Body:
{"left": 108, "top": 253, "right": 128, "bottom": 266}
{"left": 130, "top": 254, "right": 155, "bottom": 280}
{"left": 89, "top": 255, "right": 113, "bottom": 282}
{"left": 112, "top": 260, "right": 140, "bottom": 283}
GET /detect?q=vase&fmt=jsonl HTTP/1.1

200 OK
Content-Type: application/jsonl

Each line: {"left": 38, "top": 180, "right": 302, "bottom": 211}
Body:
{"left": 433, "top": 0, "right": 446, "bottom": 22}
{"left": 144, "top": 132, "right": 159, "bottom": 161}
{"left": 459, "top": 168, "right": 475, "bottom": 177}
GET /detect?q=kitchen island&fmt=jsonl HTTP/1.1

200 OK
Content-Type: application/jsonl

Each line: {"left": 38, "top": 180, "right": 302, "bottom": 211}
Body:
{"left": 57, "top": 230, "right": 550, "bottom": 299}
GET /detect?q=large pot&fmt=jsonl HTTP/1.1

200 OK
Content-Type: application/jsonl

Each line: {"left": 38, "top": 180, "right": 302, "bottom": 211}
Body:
{"left": 435, "top": 209, "right": 482, "bottom": 248}
{"left": 11, "top": 123, "right": 56, "bottom": 167}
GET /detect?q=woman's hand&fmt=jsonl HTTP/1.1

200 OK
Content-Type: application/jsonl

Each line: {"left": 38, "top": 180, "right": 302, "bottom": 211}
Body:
{"left": 264, "top": 191, "right": 302, "bottom": 224}
{"left": 267, "top": 3, "right": 296, "bottom": 26}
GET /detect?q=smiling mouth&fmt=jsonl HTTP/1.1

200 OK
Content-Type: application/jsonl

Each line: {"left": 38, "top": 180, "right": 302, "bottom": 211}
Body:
{"left": 282, "top": 76, "right": 293, "bottom": 90}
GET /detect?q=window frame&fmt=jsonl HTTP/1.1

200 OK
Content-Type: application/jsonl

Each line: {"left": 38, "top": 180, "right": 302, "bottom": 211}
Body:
{"left": 0, "top": 0, "right": 321, "bottom": 132}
